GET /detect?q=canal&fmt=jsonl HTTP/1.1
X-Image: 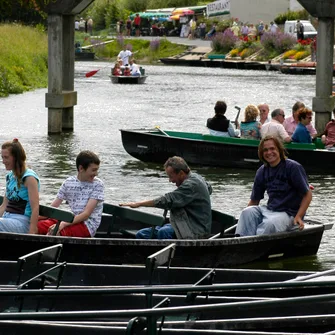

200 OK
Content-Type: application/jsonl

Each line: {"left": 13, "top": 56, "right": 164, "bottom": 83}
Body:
{"left": 0, "top": 62, "right": 334, "bottom": 271}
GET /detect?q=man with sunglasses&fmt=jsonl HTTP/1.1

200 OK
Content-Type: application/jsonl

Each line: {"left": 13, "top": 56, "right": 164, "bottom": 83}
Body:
{"left": 120, "top": 156, "right": 212, "bottom": 239}
{"left": 260, "top": 109, "right": 292, "bottom": 143}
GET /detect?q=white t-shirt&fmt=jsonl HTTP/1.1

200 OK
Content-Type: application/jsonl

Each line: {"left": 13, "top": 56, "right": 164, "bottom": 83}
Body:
{"left": 260, "top": 120, "right": 289, "bottom": 141}
{"left": 130, "top": 62, "right": 141, "bottom": 75}
{"left": 118, "top": 50, "right": 132, "bottom": 66}
{"left": 57, "top": 176, "right": 104, "bottom": 236}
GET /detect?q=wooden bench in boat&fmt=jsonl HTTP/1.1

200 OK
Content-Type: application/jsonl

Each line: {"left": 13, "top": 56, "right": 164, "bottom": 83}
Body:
{"left": 97, "top": 203, "right": 166, "bottom": 238}
{"left": 97, "top": 203, "right": 236, "bottom": 239}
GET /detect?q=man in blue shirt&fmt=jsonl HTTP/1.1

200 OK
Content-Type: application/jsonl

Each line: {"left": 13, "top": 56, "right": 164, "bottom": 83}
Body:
{"left": 236, "top": 136, "right": 312, "bottom": 236}
{"left": 292, "top": 108, "right": 313, "bottom": 143}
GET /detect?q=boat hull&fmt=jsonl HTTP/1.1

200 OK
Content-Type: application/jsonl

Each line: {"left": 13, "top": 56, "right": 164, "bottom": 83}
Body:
{"left": 0, "top": 223, "right": 324, "bottom": 267}
{"left": 110, "top": 75, "right": 147, "bottom": 84}
{"left": 75, "top": 52, "right": 95, "bottom": 61}
{"left": 120, "top": 129, "right": 335, "bottom": 174}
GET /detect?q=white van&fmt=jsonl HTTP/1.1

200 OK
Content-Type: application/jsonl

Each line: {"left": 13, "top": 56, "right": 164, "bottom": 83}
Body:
{"left": 284, "top": 20, "right": 317, "bottom": 39}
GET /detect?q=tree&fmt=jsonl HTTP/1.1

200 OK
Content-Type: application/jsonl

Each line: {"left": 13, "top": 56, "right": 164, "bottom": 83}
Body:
{"left": 122, "top": 0, "right": 148, "bottom": 13}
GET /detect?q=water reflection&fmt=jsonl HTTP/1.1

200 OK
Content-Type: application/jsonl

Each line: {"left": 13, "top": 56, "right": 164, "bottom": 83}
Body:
{"left": 0, "top": 62, "right": 333, "bottom": 271}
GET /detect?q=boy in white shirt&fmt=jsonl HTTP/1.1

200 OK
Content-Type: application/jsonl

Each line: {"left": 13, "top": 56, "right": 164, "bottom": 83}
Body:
{"left": 38, "top": 151, "right": 104, "bottom": 237}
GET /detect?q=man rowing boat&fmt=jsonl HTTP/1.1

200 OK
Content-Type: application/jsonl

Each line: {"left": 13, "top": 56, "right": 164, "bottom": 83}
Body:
{"left": 120, "top": 156, "right": 212, "bottom": 239}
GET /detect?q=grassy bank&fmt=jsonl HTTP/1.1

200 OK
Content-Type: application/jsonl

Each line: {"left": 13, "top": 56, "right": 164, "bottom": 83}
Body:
{"left": 0, "top": 25, "right": 188, "bottom": 97}
{"left": 0, "top": 24, "right": 48, "bottom": 97}
{"left": 76, "top": 33, "right": 188, "bottom": 63}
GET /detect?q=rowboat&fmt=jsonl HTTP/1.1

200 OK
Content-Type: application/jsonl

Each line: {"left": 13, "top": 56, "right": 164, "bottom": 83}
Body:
{"left": 0, "top": 200, "right": 329, "bottom": 267}
{"left": 1, "top": 246, "right": 335, "bottom": 334}
{"left": 280, "top": 62, "right": 335, "bottom": 76}
{"left": 119, "top": 128, "right": 335, "bottom": 174}
{"left": 75, "top": 50, "right": 95, "bottom": 61}
{"left": 110, "top": 75, "right": 147, "bottom": 84}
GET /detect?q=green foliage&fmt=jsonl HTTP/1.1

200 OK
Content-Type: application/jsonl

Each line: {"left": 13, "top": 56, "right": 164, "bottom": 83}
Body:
{"left": 92, "top": 37, "right": 187, "bottom": 64}
{"left": 0, "top": 24, "right": 47, "bottom": 97}
{"left": 274, "top": 10, "right": 309, "bottom": 25}
{"left": 122, "top": 0, "right": 148, "bottom": 12}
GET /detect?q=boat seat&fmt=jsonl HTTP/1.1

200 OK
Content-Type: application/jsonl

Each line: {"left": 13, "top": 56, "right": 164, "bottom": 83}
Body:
{"left": 16, "top": 244, "right": 63, "bottom": 285}
{"left": 118, "top": 229, "right": 138, "bottom": 238}
{"left": 16, "top": 261, "right": 66, "bottom": 312}
{"left": 146, "top": 243, "right": 176, "bottom": 286}
{"left": 98, "top": 203, "right": 165, "bottom": 238}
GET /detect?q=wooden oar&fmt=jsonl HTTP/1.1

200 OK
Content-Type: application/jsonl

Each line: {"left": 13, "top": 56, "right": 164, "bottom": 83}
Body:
{"left": 155, "top": 126, "right": 169, "bottom": 137}
{"left": 232, "top": 105, "right": 241, "bottom": 125}
{"left": 85, "top": 65, "right": 111, "bottom": 78}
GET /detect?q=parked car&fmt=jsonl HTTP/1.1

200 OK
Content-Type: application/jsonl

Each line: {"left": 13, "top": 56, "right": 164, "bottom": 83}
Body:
{"left": 284, "top": 20, "right": 317, "bottom": 39}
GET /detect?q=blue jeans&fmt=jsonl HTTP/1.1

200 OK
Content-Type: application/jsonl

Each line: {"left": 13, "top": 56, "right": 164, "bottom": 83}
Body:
{"left": 0, "top": 212, "right": 30, "bottom": 233}
{"left": 136, "top": 224, "right": 176, "bottom": 239}
{"left": 236, "top": 205, "right": 295, "bottom": 236}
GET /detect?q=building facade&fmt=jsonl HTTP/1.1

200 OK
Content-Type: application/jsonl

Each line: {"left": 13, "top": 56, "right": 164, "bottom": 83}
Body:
{"left": 207, "top": 0, "right": 304, "bottom": 24}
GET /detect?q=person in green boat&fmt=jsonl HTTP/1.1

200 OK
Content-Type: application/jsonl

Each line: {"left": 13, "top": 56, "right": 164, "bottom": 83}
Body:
{"left": 206, "top": 100, "right": 240, "bottom": 137}
{"left": 120, "top": 156, "right": 212, "bottom": 239}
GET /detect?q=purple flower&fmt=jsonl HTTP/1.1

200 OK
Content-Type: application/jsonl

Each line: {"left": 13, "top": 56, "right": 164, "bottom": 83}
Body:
{"left": 150, "top": 39, "right": 160, "bottom": 52}
{"left": 211, "top": 29, "right": 239, "bottom": 53}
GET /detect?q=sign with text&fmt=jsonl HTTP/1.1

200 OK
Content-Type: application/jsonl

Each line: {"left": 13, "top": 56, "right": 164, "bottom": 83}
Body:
{"left": 207, "top": 0, "right": 230, "bottom": 17}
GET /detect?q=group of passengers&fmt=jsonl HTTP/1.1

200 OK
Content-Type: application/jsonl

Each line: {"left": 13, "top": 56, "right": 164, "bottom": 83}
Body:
{"left": 112, "top": 45, "right": 141, "bottom": 77}
{"left": 206, "top": 100, "right": 335, "bottom": 148}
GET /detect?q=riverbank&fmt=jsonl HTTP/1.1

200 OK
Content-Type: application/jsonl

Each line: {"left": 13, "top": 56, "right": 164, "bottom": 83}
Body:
{"left": 0, "top": 24, "right": 48, "bottom": 97}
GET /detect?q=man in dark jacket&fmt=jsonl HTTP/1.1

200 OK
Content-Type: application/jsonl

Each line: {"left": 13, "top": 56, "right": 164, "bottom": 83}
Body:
{"left": 120, "top": 156, "right": 212, "bottom": 239}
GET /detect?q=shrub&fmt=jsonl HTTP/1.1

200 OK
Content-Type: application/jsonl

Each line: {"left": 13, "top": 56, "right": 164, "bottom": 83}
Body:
{"left": 229, "top": 48, "right": 239, "bottom": 57}
{"left": 282, "top": 50, "right": 297, "bottom": 59}
{"left": 211, "top": 29, "right": 239, "bottom": 53}
{"left": 239, "top": 48, "right": 253, "bottom": 59}
{"left": 261, "top": 32, "right": 296, "bottom": 53}
{"left": 236, "top": 36, "right": 253, "bottom": 52}
{"left": 274, "top": 9, "right": 309, "bottom": 24}
{"left": 294, "top": 50, "right": 310, "bottom": 60}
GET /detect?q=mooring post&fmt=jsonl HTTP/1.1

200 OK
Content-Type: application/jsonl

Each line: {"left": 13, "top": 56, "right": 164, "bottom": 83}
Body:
{"left": 46, "top": 14, "right": 63, "bottom": 133}
{"left": 41, "top": 0, "right": 94, "bottom": 134}
{"left": 62, "top": 15, "right": 76, "bottom": 131}
{"left": 297, "top": 0, "right": 335, "bottom": 134}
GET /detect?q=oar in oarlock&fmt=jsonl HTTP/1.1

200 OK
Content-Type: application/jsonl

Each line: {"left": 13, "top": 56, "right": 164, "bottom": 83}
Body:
{"left": 233, "top": 105, "right": 241, "bottom": 125}
{"left": 154, "top": 126, "right": 170, "bottom": 137}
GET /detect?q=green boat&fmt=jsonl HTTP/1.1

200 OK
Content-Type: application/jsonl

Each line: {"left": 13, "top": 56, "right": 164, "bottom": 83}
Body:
{"left": 120, "top": 128, "right": 333, "bottom": 174}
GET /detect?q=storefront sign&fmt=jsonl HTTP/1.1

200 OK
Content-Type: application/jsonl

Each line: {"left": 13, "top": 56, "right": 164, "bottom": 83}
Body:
{"left": 207, "top": 0, "right": 230, "bottom": 17}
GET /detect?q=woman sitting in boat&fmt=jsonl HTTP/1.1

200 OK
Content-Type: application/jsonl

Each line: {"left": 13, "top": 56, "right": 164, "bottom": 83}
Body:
{"left": 240, "top": 104, "right": 262, "bottom": 140}
{"left": 0, "top": 139, "right": 40, "bottom": 234}
{"left": 112, "top": 62, "right": 122, "bottom": 76}
{"left": 321, "top": 107, "right": 335, "bottom": 149}
{"left": 291, "top": 108, "right": 313, "bottom": 144}
{"left": 206, "top": 100, "right": 240, "bottom": 137}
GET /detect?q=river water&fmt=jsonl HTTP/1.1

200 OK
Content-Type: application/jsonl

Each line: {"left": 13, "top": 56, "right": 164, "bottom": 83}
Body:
{"left": 0, "top": 61, "right": 334, "bottom": 271}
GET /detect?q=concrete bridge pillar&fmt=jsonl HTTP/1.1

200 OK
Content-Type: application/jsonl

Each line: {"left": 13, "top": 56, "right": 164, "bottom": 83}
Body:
{"left": 298, "top": 0, "right": 335, "bottom": 134}
{"left": 41, "top": 0, "right": 94, "bottom": 134}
